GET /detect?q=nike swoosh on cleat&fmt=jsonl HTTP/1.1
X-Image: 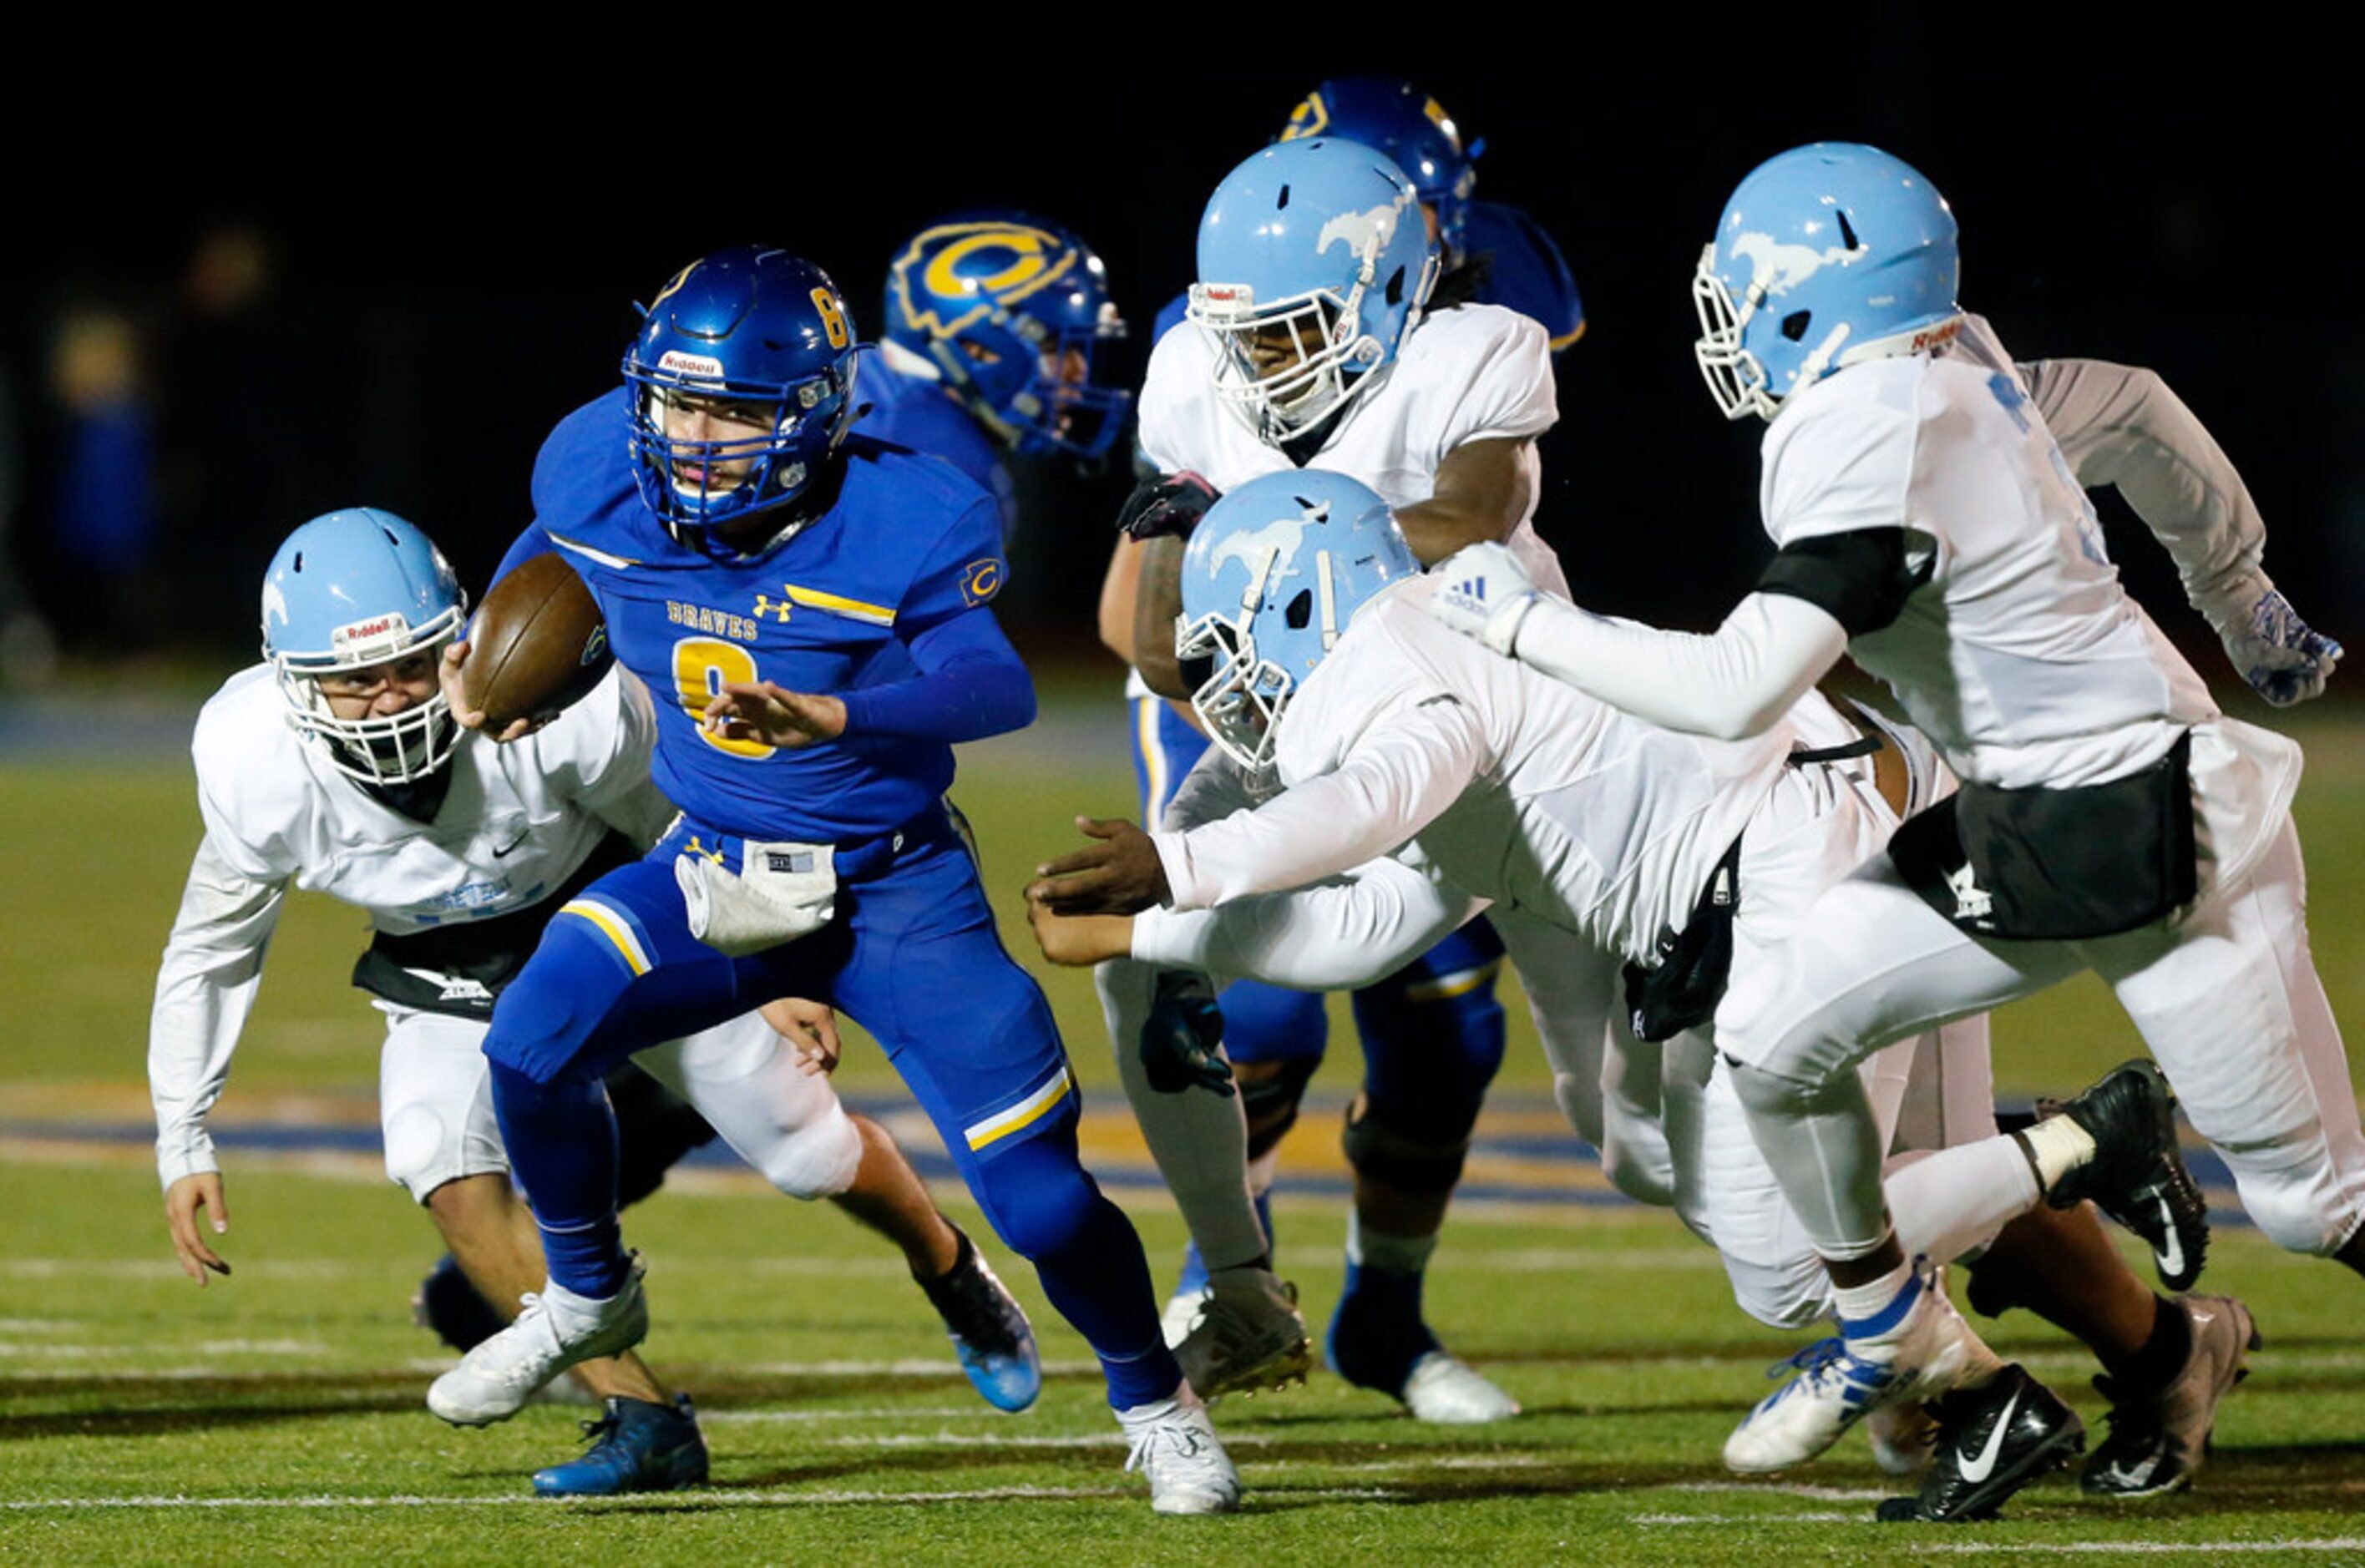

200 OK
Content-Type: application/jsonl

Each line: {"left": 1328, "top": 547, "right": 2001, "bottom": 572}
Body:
{"left": 2153, "top": 1197, "right": 2185, "bottom": 1278}
{"left": 1957, "top": 1387, "right": 2022, "bottom": 1483}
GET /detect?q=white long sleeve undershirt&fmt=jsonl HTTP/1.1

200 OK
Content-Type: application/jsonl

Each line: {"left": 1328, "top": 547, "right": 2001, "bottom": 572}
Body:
{"left": 149, "top": 836, "right": 289, "bottom": 1191}
{"left": 1504, "top": 592, "right": 1850, "bottom": 743}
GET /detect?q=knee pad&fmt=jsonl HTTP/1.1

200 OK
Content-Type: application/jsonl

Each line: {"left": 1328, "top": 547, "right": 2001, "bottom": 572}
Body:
{"left": 1216, "top": 980, "right": 1328, "bottom": 1068}
{"left": 1341, "top": 1100, "right": 1470, "bottom": 1197}
{"left": 757, "top": 1104, "right": 863, "bottom": 1200}
{"left": 1353, "top": 927, "right": 1509, "bottom": 1108}
{"left": 383, "top": 1101, "right": 465, "bottom": 1204}
{"left": 606, "top": 1063, "right": 719, "bottom": 1210}
{"left": 1238, "top": 1052, "right": 1322, "bottom": 1161}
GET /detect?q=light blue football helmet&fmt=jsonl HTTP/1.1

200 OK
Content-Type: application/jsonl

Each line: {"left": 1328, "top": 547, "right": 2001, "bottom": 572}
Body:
{"left": 1693, "top": 143, "right": 1962, "bottom": 421}
{"left": 1176, "top": 469, "right": 1419, "bottom": 771}
{"left": 623, "top": 245, "right": 861, "bottom": 546}
{"left": 1188, "top": 139, "right": 1441, "bottom": 444}
{"left": 1279, "top": 77, "right": 1478, "bottom": 267}
{"left": 260, "top": 507, "right": 467, "bottom": 784}
{"left": 883, "top": 214, "right": 1131, "bottom": 461}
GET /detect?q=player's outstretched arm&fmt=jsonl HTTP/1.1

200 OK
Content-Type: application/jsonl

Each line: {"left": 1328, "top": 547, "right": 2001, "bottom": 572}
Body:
{"left": 2025, "top": 356, "right": 2342, "bottom": 706}
{"left": 164, "top": 1171, "right": 232, "bottom": 1286}
{"left": 1424, "top": 544, "right": 1850, "bottom": 741}
{"left": 1029, "top": 818, "right": 1171, "bottom": 916}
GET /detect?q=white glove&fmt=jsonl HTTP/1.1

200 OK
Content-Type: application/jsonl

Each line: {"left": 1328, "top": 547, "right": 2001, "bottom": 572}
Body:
{"left": 1421, "top": 541, "right": 1542, "bottom": 656}
{"left": 2216, "top": 589, "right": 2342, "bottom": 707}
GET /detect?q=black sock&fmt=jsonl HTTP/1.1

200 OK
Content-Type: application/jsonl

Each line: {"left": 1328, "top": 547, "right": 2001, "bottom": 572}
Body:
{"left": 2100, "top": 1294, "right": 2191, "bottom": 1389}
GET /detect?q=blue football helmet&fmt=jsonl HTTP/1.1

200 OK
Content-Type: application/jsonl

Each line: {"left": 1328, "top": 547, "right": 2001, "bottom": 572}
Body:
{"left": 1279, "top": 77, "right": 1478, "bottom": 267}
{"left": 883, "top": 215, "right": 1131, "bottom": 461}
{"left": 260, "top": 507, "right": 467, "bottom": 785}
{"left": 1188, "top": 139, "right": 1441, "bottom": 444}
{"left": 1694, "top": 142, "right": 1963, "bottom": 421}
{"left": 1177, "top": 469, "right": 1419, "bottom": 771}
{"left": 623, "top": 245, "right": 861, "bottom": 545}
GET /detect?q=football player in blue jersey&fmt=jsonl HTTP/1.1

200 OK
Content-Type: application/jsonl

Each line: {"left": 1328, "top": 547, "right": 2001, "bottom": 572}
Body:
{"left": 1146, "top": 74, "right": 1584, "bottom": 354}
{"left": 432, "top": 245, "right": 1240, "bottom": 1516}
{"left": 867, "top": 213, "right": 1131, "bottom": 539}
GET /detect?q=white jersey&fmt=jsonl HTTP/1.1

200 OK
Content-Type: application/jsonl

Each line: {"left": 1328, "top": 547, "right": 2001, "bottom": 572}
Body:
{"left": 1138, "top": 302, "right": 1567, "bottom": 598}
{"left": 150, "top": 668, "right": 671, "bottom": 1186}
{"left": 1147, "top": 583, "right": 1790, "bottom": 964}
{"left": 1763, "top": 315, "right": 2216, "bottom": 793}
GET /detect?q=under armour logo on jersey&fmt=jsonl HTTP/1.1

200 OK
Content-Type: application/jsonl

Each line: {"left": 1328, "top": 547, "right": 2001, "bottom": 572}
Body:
{"left": 1947, "top": 862, "right": 1994, "bottom": 923}
{"left": 752, "top": 594, "right": 793, "bottom": 623}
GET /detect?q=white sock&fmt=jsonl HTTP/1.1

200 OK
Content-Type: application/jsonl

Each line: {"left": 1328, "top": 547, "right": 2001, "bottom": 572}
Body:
{"left": 1831, "top": 1256, "right": 1915, "bottom": 1333}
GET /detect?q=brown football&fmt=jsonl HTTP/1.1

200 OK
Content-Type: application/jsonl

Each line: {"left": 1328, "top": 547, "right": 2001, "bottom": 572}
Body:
{"left": 459, "top": 551, "right": 613, "bottom": 730}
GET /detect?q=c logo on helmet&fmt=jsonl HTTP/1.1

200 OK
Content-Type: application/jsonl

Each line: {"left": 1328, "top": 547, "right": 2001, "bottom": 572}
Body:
{"left": 894, "top": 223, "right": 1076, "bottom": 339}
{"left": 959, "top": 558, "right": 1005, "bottom": 607}
{"left": 1281, "top": 93, "right": 1329, "bottom": 140}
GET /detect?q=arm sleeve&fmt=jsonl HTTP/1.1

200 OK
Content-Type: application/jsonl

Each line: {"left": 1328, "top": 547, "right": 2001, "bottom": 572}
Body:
{"left": 1131, "top": 855, "right": 1485, "bottom": 989}
{"left": 1149, "top": 697, "right": 1486, "bottom": 908}
{"left": 1507, "top": 591, "right": 1850, "bottom": 741}
{"left": 149, "top": 836, "right": 288, "bottom": 1191}
{"left": 837, "top": 498, "right": 1036, "bottom": 742}
{"left": 2020, "top": 357, "right": 2274, "bottom": 629}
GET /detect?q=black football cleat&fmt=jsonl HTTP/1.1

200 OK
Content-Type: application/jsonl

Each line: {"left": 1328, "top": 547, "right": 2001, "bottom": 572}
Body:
{"left": 1876, "top": 1363, "right": 2083, "bottom": 1523}
{"left": 2043, "top": 1060, "right": 2211, "bottom": 1292}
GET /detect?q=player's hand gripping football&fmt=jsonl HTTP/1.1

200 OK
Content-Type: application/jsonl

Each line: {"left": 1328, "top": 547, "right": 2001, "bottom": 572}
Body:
{"left": 1027, "top": 817, "right": 1170, "bottom": 916}
{"left": 439, "top": 643, "right": 549, "bottom": 743}
{"left": 2220, "top": 589, "right": 2342, "bottom": 706}
{"left": 1115, "top": 470, "right": 1221, "bottom": 542}
{"left": 164, "top": 1171, "right": 233, "bottom": 1287}
{"left": 1421, "top": 540, "right": 1542, "bottom": 657}
{"left": 703, "top": 682, "right": 848, "bottom": 749}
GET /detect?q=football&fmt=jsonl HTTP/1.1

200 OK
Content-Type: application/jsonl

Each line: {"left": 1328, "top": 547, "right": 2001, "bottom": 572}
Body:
{"left": 458, "top": 551, "right": 613, "bottom": 730}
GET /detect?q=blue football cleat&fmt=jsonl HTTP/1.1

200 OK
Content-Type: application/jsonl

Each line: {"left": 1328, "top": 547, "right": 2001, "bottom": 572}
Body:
{"left": 919, "top": 1228, "right": 1041, "bottom": 1413}
{"left": 531, "top": 1393, "right": 709, "bottom": 1496}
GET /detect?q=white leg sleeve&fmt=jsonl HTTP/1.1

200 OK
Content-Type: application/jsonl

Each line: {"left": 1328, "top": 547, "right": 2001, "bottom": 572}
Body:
{"left": 2082, "top": 817, "right": 2365, "bottom": 1255}
{"left": 1096, "top": 955, "right": 1267, "bottom": 1271}
{"left": 642, "top": 1013, "right": 862, "bottom": 1200}
{"left": 377, "top": 1006, "right": 508, "bottom": 1204}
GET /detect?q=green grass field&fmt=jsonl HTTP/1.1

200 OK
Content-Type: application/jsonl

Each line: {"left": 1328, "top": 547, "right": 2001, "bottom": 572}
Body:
{"left": 5, "top": 678, "right": 2364, "bottom": 1564}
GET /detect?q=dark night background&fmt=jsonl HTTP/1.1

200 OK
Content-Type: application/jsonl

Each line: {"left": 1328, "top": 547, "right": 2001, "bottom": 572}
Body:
{"left": 4, "top": 53, "right": 2357, "bottom": 680}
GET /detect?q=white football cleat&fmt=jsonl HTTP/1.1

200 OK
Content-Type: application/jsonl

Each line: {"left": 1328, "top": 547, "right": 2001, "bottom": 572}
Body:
{"left": 1173, "top": 1267, "right": 1311, "bottom": 1399}
{"left": 1400, "top": 1349, "right": 1522, "bottom": 1425}
{"left": 2082, "top": 1294, "right": 2261, "bottom": 1498}
{"left": 428, "top": 1261, "right": 650, "bottom": 1428}
{"left": 1724, "top": 1264, "right": 2002, "bottom": 1474}
{"left": 1119, "top": 1384, "right": 1243, "bottom": 1516}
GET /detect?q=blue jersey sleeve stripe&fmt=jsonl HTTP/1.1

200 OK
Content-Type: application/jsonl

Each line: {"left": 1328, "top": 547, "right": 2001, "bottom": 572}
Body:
{"left": 783, "top": 584, "right": 896, "bottom": 625}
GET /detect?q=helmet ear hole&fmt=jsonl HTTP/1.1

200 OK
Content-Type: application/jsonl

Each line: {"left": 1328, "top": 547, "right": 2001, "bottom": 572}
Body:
{"left": 1781, "top": 311, "right": 1813, "bottom": 342}
{"left": 1285, "top": 589, "right": 1314, "bottom": 630}
{"left": 1385, "top": 266, "right": 1405, "bottom": 307}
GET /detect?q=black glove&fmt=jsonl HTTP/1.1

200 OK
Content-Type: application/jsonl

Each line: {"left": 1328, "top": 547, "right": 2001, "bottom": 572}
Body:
{"left": 1117, "top": 471, "right": 1220, "bottom": 542}
{"left": 1140, "top": 969, "right": 1235, "bottom": 1096}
